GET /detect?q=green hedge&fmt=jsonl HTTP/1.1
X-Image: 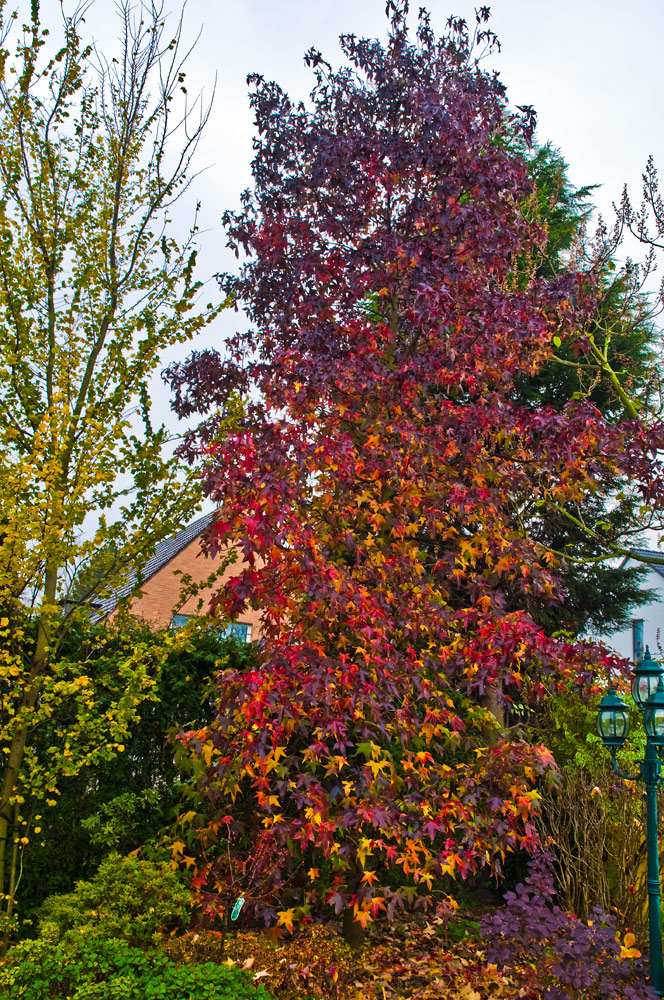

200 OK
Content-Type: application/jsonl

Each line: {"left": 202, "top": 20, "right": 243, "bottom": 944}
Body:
{"left": 19, "top": 624, "right": 258, "bottom": 926}
{"left": 0, "top": 937, "right": 272, "bottom": 1000}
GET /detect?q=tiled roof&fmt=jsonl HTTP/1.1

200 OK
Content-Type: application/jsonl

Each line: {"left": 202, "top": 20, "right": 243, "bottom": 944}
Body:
{"left": 623, "top": 547, "right": 664, "bottom": 581}
{"left": 94, "top": 510, "right": 216, "bottom": 617}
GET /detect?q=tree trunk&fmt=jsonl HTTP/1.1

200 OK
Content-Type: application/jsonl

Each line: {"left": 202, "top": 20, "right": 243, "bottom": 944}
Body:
{"left": 0, "top": 802, "right": 21, "bottom": 956}
{"left": 342, "top": 907, "right": 365, "bottom": 952}
{"left": 0, "top": 565, "right": 57, "bottom": 948}
{"left": 483, "top": 681, "right": 505, "bottom": 729}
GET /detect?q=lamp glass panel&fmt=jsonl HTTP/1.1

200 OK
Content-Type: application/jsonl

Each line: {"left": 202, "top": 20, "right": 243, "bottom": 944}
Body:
{"left": 647, "top": 707, "right": 664, "bottom": 740}
{"left": 599, "top": 708, "right": 627, "bottom": 739}
{"left": 633, "top": 673, "right": 658, "bottom": 707}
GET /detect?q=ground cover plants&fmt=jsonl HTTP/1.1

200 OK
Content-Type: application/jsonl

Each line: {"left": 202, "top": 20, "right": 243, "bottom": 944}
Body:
{"left": 0, "top": 937, "right": 271, "bottom": 1000}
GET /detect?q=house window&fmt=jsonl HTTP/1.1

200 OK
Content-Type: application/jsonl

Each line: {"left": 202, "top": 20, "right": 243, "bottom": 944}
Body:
{"left": 170, "top": 615, "right": 252, "bottom": 643}
{"left": 171, "top": 614, "right": 192, "bottom": 629}
{"left": 225, "top": 622, "right": 252, "bottom": 643}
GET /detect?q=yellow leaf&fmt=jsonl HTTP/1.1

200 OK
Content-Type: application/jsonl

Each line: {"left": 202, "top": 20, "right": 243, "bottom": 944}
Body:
{"left": 276, "top": 908, "right": 296, "bottom": 934}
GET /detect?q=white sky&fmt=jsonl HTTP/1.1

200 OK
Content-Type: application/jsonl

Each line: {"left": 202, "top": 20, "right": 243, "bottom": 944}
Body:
{"left": 71, "top": 0, "right": 664, "bottom": 424}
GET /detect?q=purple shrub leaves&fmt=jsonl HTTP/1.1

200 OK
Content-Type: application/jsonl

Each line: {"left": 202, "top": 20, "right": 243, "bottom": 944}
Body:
{"left": 481, "top": 852, "right": 657, "bottom": 999}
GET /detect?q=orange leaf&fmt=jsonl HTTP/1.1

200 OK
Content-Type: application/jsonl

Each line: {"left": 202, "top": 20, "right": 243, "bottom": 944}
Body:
{"left": 276, "top": 907, "right": 296, "bottom": 934}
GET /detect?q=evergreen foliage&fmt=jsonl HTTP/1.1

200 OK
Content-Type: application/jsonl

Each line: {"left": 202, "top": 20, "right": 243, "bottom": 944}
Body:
{"left": 519, "top": 144, "right": 657, "bottom": 636}
{"left": 16, "top": 621, "right": 256, "bottom": 925}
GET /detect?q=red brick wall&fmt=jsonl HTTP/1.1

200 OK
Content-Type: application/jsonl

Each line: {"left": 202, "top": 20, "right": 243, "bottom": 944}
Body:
{"left": 123, "top": 536, "right": 263, "bottom": 636}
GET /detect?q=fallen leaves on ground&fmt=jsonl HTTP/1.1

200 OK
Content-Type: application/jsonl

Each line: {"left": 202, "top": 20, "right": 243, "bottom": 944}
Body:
{"left": 347, "top": 915, "right": 540, "bottom": 1000}
{"left": 164, "top": 914, "right": 542, "bottom": 999}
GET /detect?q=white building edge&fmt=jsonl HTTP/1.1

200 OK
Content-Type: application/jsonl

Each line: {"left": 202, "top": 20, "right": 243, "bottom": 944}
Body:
{"left": 601, "top": 548, "right": 664, "bottom": 663}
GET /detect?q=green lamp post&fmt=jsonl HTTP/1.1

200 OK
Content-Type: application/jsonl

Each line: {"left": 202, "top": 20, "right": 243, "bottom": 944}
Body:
{"left": 597, "top": 646, "right": 664, "bottom": 997}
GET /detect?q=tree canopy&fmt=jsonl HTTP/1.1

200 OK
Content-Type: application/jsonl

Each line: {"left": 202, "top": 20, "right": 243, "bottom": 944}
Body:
{"left": 166, "top": 5, "right": 664, "bottom": 936}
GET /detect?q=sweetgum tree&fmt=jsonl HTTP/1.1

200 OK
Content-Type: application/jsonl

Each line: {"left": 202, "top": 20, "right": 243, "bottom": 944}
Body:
{"left": 168, "top": 6, "right": 664, "bottom": 935}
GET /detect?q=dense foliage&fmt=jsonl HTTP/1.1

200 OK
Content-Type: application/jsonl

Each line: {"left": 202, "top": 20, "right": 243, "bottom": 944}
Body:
{"left": 17, "top": 623, "right": 256, "bottom": 923}
{"left": 481, "top": 852, "right": 656, "bottom": 999}
{"left": 0, "top": 937, "right": 271, "bottom": 1000}
{"left": 0, "top": 0, "right": 659, "bottom": 991}
{"left": 166, "top": 4, "right": 664, "bottom": 936}
{"left": 516, "top": 144, "right": 655, "bottom": 637}
{"left": 529, "top": 675, "right": 654, "bottom": 933}
{"left": 163, "top": 924, "right": 353, "bottom": 999}
{"left": 37, "top": 853, "right": 191, "bottom": 947}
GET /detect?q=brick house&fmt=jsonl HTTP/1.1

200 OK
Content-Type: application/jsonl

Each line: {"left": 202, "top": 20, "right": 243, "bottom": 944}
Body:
{"left": 96, "top": 511, "right": 261, "bottom": 641}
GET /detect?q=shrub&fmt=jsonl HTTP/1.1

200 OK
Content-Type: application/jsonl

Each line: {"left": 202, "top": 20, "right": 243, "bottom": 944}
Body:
{"left": 37, "top": 853, "right": 191, "bottom": 946}
{"left": 532, "top": 682, "right": 652, "bottom": 932}
{"left": 480, "top": 852, "right": 656, "bottom": 999}
{"left": 0, "top": 937, "right": 272, "bottom": 1000}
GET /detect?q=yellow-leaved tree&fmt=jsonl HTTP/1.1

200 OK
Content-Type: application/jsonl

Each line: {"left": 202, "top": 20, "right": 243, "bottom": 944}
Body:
{"left": 0, "top": 0, "right": 223, "bottom": 940}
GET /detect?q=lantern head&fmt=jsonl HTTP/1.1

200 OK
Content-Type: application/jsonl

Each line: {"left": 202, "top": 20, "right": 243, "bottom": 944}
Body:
{"left": 596, "top": 685, "right": 630, "bottom": 750}
{"left": 644, "top": 676, "right": 664, "bottom": 750}
{"left": 631, "top": 646, "right": 664, "bottom": 710}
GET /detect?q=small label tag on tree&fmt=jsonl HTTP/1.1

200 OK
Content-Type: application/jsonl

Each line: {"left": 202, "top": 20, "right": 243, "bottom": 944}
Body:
{"left": 231, "top": 896, "right": 245, "bottom": 921}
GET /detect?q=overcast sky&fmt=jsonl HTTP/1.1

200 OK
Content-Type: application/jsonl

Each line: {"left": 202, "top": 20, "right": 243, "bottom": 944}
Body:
{"left": 72, "top": 0, "right": 664, "bottom": 421}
